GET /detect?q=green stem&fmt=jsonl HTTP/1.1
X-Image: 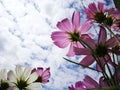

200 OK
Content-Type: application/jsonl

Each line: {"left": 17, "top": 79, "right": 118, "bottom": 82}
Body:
{"left": 92, "top": 55, "right": 112, "bottom": 85}
{"left": 63, "top": 57, "right": 100, "bottom": 72}
{"left": 103, "top": 56, "right": 116, "bottom": 86}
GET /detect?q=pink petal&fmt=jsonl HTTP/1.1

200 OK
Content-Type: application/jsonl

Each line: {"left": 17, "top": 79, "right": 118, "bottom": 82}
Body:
{"left": 98, "top": 26, "right": 106, "bottom": 44}
{"left": 105, "top": 55, "right": 115, "bottom": 67}
{"left": 88, "top": 3, "right": 97, "bottom": 14}
{"left": 88, "top": 33, "right": 94, "bottom": 38}
{"left": 99, "top": 77, "right": 108, "bottom": 87}
{"left": 74, "top": 47, "right": 91, "bottom": 55}
{"left": 57, "top": 18, "right": 72, "bottom": 32}
{"left": 42, "top": 80, "right": 49, "bottom": 84}
{"left": 51, "top": 31, "right": 68, "bottom": 37}
{"left": 98, "top": 2, "right": 104, "bottom": 12}
{"left": 67, "top": 41, "right": 83, "bottom": 56}
{"left": 72, "top": 11, "right": 80, "bottom": 29}
{"left": 96, "top": 64, "right": 101, "bottom": 71}
{"left": 54, "top": 40, "right": 69, "bottom": 48}
{"left": 66, "top": 43, "right": 75, "bottom": 56}
{"left": 36, "top": 68, "right": 43, "bottom": 76}
{"left": 80, "top": 55, "right": 94, "bottom": 67}
{"left": 106, "top": 36, "right": 118, "bottom": 47}
{"left": 83, "top": 76, "right": 99, "bottom": 88}
{"left": 75, "top": 41, "right": 84, "bottom": 48}
{"left": 81, "top": 35, "right": 95, "bottom": 48}
{"left": 42, "top": 68, "right": 50, "bottom": 79}
{"left": 96, "top": 58, "right": 105, "bottom": 71}
{"left": 51, "top": 31, "right": 70, "bottom": 48}
{"left": 79, "top": 21, "right": 92, "bottom": 33}
{"left": 75, "top": 81, "right": 85, "bottom": 89}
{"left": 51, "top": 31, "right": 69, "bottom": 41}
{"left": 85, "top": 9, "right": 94, "bottom": 19}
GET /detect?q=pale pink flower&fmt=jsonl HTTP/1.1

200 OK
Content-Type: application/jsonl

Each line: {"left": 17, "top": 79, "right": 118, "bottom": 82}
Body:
{"left": 32, "top": 67, "right": 50, "bottom": 84}
{"left": 51, "top": 11, "right": 92, "bottom": 56}
{"left": 74, "top": 27, "right": 119, "bottom": 71}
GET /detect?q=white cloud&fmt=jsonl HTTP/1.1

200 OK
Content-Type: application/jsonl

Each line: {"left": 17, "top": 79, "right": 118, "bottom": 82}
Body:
{"left": 0, "top": 0, "right": 114, "bottom": 90}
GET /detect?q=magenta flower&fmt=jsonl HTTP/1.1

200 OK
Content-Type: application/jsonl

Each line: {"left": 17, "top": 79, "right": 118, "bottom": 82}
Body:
{"left": 68, "top": 76, "right": 108, "bottom": 90}
{"left": 83, "top": 76, "right": 108, "bottom": 89}
{"left": 68, "top": 81, "right": 86, "bottom": 90}
{"left": 32, "top": 67, "right": 50, "bottom": 84}
{"left": 105, "top": 8, "right": 120, "bottom": 31}
{"left": 51, "top": 11, "right": 92, "bottom": 56}
{"left": 112, "top": 18, "right": 120, "bottom": 32}
{"left": 110, "top": 11, "right": 120, "bottom": 31}
{"left": 85, "top": 2, "right": 106, "bottom": 24}
{"left": 74, "top": 27, "right": 118, "bottom": 71}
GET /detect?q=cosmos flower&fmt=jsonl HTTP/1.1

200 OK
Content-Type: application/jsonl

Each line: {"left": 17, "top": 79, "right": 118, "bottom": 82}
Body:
{"left": 68, "top": 81, "right": 86, "bottom": 90}
{"left": 112, "top": 18, "right": 120, "bottom": 32}
{"left": 104, "top": 7, "right": 120, "bottom": 31}
{"left": 83, "top": 76, "right": 108, "bottom": 89}
{"left": 51, "top": 11, "right": 92, "bottom": 56}
{"left": 68, "top": 76, "right": 108, "bottom": 90}
{"left": 8, "top": 65, "right": 41, "bottom": 90}
{"left": 32, "top": 67, "right": 50, "bottom": 84}
{"left": 74, "top": 26, "right": 119, "bottom": 71}
{"left": 85, "top": 2, "right": 106, "bottom": 24}
{"left": 110, "top": 10, "right": 120, "bottom": 32}
{"left": 0, "top": 69, "right": 11, "bottom": 90}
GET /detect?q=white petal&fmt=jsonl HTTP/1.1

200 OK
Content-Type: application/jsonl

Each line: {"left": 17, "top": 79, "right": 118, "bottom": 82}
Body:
{"left": 9, "top": 82, "right": 16, "bottom": 87}
{"left": 23, "top": 67, "right": 32, "bottom": 80}
{"left": 13, "top": 87, "right": 19, "bottom": 90}
{"left": 28, "top": 72, "right": 38, "bottom": 83}
{"left": 8, "top": 70, "right": 16, "bottom": 82}
{"left": 15, "top": 65, "right": 23, "bottom": 78}
{"left": 27, "top": 83, "right": 42, "bottom": 90}
{"left": 0, "top": 69, "right": 7, "bottom": 80}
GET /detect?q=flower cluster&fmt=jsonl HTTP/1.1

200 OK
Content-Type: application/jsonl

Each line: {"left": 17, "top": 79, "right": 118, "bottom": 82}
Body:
{"left": 0, "top": 65, "right": 50, "bottom": 90}
{"left": 51, "top": 2, "right": 120, "bottom": 90}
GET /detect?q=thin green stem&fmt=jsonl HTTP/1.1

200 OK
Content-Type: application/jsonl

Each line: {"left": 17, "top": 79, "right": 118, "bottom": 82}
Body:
{"left": 63, "top": 57, "right": 100, "bottom": 72}
{"left": 92, "top": 55, "right": 112, "bottom": 85}
{"left": 103, "top": 56, "right": 116, "bottom": 86}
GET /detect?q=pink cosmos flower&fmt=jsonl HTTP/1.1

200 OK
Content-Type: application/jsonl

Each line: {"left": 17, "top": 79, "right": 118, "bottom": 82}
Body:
{"left": 51, "top": 11, "right": 92, "bottom": 56}
{"left": 32, "top": 67, "right": 50, "bottom": 84}
{"left": 112, "top": 18, "right": 120, "bottom": 32}
{"left": 110, "top": 10, "right": 120, "bottom": 32}
{"left": 74, "top": 26, "right": 119, "bottom": 71}
{"left": 85, "top": 2, "right": 106, "bottom": 24}
{"left": 105, "top": 8, "right": 120, "bottom": 31}
{"left": 68, "top": 81, "right": 86, "bottom": 90}
{"left": 68, "top": 76, "right": 108, "bottom": 90}
{"left": 83, "top": 76, "right": 108, "bottom": 89}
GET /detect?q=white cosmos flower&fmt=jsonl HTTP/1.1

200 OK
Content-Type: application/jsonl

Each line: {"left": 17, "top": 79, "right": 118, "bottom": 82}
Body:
{"left": 8, "top": 65, "right": 41, "bottom": 90}
{"left": 0, "top": 69, "right": 11, "bottom": 90}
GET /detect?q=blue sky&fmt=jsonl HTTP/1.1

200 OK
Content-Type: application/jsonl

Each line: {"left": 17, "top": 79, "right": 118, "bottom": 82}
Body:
{"left": 0, "top": 0, "right": 115, "bottom": 90}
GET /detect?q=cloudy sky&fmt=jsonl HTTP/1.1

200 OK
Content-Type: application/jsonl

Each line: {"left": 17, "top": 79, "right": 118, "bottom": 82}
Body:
{"left": 0, "top": 0, "right": 115, "bottom": 90}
